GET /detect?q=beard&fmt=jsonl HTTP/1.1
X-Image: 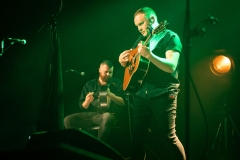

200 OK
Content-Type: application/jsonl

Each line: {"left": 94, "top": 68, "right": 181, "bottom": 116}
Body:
{"left": 99, "top": 74, "right": 111, "bottom": 83}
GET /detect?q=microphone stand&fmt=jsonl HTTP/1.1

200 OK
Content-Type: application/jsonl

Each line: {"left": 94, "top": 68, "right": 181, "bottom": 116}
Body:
{"left": 183, "top": 1, "right": 219, "bottom": 158}
{"left": 1, "top": 39, "right": 4, "bottom": 56}
{"left": 0, "top": 38, "right": 20, "bottom": 56}
{"left": 36, "top": 13, "right": 64, "bottom": 132}
{"left": 211, "top": 105, "right": 240, "bottom": 150}
{"left": 35, "top": 0, "right": 73, "bottom": 132}
{"left": 125, "top": 92, "right": 133, "bottom": 142}
{"left": 183, "top": 1, "right": 191, "bottom": 159}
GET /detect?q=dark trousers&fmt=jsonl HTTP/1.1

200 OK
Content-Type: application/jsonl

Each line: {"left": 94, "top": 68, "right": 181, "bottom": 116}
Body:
{"left": 131, "top": 93, "right": 186, "bottom": 160}
{"left": 64, "top": 112, "right": 116, "bottom": 141}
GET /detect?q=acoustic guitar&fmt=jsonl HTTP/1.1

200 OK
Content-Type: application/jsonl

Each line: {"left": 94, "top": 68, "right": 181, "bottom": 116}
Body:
{"left": 98, "top": 83, "right": 116, "bottom": 112}
{"left": 99, "top": 84, "right": 109, "bottom": 112}
{"left": 123, "top": 20, "right": 168, "bottom": 91}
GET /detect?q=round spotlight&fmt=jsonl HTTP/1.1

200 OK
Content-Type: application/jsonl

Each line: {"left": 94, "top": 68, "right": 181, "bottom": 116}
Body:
{"left": 209, "top": 54, "right": 234, "bottom": 76}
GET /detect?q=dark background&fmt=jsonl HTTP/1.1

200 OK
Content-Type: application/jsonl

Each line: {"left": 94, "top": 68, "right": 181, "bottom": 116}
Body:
{"left": 1, "top": 0, "right": 240, "bottom": 159}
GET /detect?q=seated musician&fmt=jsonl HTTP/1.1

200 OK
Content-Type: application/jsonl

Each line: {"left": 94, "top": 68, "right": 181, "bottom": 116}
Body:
{"left": 64, "top": 60, "right": 125, "bottom": 141}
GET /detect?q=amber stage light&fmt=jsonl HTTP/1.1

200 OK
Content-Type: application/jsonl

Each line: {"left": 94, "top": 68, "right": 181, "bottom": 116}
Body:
{"left": 209, "top": 50, "right": 235, "bottom": 76}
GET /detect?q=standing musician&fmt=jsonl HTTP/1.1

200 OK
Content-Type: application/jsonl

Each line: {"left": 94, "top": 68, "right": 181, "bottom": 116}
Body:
{"left": 64, "top": 60, "right": 125, "bottom": 142}
{"left": 118, "top": 7, "right": 186, "bottom": 160}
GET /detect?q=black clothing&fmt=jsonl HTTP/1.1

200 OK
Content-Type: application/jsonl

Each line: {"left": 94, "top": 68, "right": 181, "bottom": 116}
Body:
{"left": 64, "top": 76, "right": 124, "bottom": 141}
{"left": 130, "top": 29, "right": 186, "bottom": 160}
{"left": 64, "top": 112, "right": 116, "bottom": 141}
{"left": 79, "top": 77, "right": 124, "bottom": 116}
{"left": 135, "top": 29, "right": 182, "bottom": 99}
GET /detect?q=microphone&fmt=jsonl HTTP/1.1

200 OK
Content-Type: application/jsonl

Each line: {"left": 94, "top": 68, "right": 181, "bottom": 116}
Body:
{"left": 66, "top": 69, "right": 85, "bottom": 76}
{"left": 205, "top": 14, "right": 219, "bottom": 25}
{"left": 8, "top": 38, "right": 27, "bottom": 44}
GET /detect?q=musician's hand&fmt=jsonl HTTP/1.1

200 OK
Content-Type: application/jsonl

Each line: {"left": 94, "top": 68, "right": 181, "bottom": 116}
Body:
{"left": 138, "top": 42, "right": 152, "bottom": 59}
{"left": 119, "top": 50, "right": 130, "bottom": 67}
{"left": 82, "top": 92, "right": 94, "bottom": 109}
{"left": 85, "top": 92, "right": 94, "bottom": 103}
{"left": 106, "top": 88, "right": 125, "bottom": 106}
{"left": 106, "top": 88, "right": 114, "bottom": 97}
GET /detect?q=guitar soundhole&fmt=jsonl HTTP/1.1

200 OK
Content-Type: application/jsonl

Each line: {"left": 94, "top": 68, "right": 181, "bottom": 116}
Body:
{"left": 128, "top": 54, "right": 138, "bottom": 75}
{"left": 128, "top": 65, "right": 134, "bottom": 74}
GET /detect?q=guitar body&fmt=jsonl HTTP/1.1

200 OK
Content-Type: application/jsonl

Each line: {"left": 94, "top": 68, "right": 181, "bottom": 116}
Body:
{"left": 99, "top": 85, "right": 109, "bottom": 112}
{"left": 123, "top": 47, "right": 150, "bottom": 91}
{"left": 122, "top": 20, "right": 168, "bottom": 91}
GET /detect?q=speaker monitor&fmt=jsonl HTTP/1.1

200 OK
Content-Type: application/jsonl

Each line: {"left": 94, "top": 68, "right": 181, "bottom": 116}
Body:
{"left": 25, "top": 129, "right": 125, "bottom": 160}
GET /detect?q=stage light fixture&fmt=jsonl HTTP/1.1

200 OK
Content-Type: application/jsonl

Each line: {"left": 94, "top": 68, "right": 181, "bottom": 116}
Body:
{"left": 209, "top": 50, "right": 235, "bottom": 76}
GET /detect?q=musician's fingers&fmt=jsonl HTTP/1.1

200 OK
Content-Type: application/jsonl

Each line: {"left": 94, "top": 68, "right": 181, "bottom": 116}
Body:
{"left": 120, "top": 51, "right": 126, "bottom": 55}
{"left": 124, "top": 50, "right": 131, "bottom": 55}
{"left": 120, "top": 53, "right": 128, "bottom": 61}
{"left": 123, "top": 52, "right": 130, "bottom": 58}
{"left": 138, "top": 47, "right": 141, "bottom": 53}
{"left": 120, "top": 52, "right": 124, "bottom": 59}
{"left": 121, "top": 52, "right": 126, "bottom": 58}
{"left": 89, "top": 94, "right": 94, "bottom": 100}
{"left": 87, "top": 92, "right": 94, "bottom": 96}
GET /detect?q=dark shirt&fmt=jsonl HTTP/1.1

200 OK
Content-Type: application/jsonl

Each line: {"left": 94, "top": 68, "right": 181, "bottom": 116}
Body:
{"left": 135, "top": 29, "right": 182, "bottom": 99}
{"left": 79, "top": 76, "right": 124, "bottom": 114}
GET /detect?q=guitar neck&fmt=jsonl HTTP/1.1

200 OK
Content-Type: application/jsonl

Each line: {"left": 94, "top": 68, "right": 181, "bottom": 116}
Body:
{"left": 143, "top": 21, "right": 167, "bottom": 46}
{"left": 143, "top": 34, "right": 152, "bottom": 46}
